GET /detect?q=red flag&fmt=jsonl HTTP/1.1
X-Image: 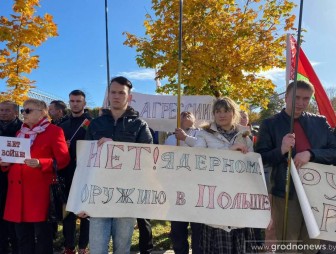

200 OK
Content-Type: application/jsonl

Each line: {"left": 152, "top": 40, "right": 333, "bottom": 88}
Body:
{"left": 288, "top": 35, "right": 336, "bottom": 128}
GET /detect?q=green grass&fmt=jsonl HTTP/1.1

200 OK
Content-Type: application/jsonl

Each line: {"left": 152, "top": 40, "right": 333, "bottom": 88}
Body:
{"left": 54, "top": 219, "right": 180, "bottom": 252}
{"left": 131, "top": 220, "right": 172, "bottom": 251}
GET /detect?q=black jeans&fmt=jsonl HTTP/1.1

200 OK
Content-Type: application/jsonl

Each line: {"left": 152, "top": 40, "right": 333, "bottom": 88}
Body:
{"left": 0, "top": 220, "right": 18, "bottom": 254}
{"left": 0, "top": 218, "right": 9, "bottom": 253}
{"left": 137, "top": 218, "right": 153, "bottom": 254}
{"left": 62, "top": 212, "right": 89, "bottom": 250}
{"left": 15, "top": 222, "right": 53, "bottom": 254}
{"left": 170, "top": 221, "right": 202, "bottom": 254}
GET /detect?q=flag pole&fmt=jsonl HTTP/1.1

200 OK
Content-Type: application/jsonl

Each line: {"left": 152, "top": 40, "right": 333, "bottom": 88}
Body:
{"left": 285, "top": 34, "right": 291, "bottom": 88}
{"left": 282, "top": 0, "right": 304, "bottom": 242}
{"left": 101, "top": 0, "right": 111, "bottom": 109}
{"left": 176, "top": 0, "right": 183, "bottom": 146}
{"left": 105, "top": 0, "right": 110, "bottom": 91}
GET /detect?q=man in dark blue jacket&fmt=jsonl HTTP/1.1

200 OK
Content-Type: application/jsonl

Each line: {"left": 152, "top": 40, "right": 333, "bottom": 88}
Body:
{"left": 256, "top": 80, "right": 336, "bottom": 252}
{"left": 82, "top": 76, "right": 153, "bottom": 254}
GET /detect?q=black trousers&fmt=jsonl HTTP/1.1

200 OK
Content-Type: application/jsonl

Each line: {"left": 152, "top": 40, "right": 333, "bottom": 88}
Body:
{"left": 62, "top": 212, "right": 89, "bottom": 250}
{"left": 0, "top": 218, "right": 9, "bottom": 254}
{"left": 170, "top": 221, "right": 202, "bottom": 254}
{"left": 0, "top": 220, "right": 18, "bottom": 254}
{"left": 137, "top": 218, "right": 153, "bottom": 254}
{"left": 15, "top": 222, "right": 53, "bottom": 254}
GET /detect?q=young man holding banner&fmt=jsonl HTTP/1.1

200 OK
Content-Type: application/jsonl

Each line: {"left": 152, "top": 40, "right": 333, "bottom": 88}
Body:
{"left": 256, "top": 80, "right": 336, "bottom": 252}
{"left": 79, "top": 76, "right": 153, "bottom": 254}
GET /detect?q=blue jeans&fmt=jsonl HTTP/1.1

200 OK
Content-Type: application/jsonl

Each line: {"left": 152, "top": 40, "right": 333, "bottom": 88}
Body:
{"left": 89, "top": 217, "right": 135, "bottom": 254}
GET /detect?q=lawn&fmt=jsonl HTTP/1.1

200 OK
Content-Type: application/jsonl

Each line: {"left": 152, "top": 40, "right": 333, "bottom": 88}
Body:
{"left": 54, "top": 219, "right": 179, "bottom": 252}
{"left": 131, "top": 220, "right": 172, "bottom": 252}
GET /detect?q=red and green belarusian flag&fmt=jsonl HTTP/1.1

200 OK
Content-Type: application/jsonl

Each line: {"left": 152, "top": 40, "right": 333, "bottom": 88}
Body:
{"left": 81, "top": 118, "right": 90, "bottom": 130}
{"left": 69, "top": 118, "right": 91, "bottom": 142}
{"left": 286, "top": 34, "right": 336, "bottom": 128}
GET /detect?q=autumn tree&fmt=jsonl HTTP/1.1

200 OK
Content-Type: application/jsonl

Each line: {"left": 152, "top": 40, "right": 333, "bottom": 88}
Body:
{"left": 0, "top": 0, "right": 58, "bottom": 104}
{"left": 326, "top": 87, "right": 336, "bottom": 111}
{"left": 124, "top": 0, "right": 297, "bottom": 108}
{"left": 258, "top": 91, "right": 285, "bottom": 123}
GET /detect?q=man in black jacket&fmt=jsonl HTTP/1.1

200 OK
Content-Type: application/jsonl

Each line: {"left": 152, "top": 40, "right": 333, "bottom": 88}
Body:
{"left": 256, "top": 80, "right": 336, "bottom": 252}
{"left": 59, "top": 90, "right": 92, "bottom": 254}
{"left": 0, "top": 101, "right": 21, "bottom": 254}
{"left": 82, "top": 76, "right": 153, "bottom": 254}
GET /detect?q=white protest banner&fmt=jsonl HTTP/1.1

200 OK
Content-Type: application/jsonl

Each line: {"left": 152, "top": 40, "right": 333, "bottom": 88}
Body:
{"left": 293, "top": 162, "right": 336, "bottom": 242}
{"left": 129, "top": 92, "right": 214, "bottom": 132}
{"left": 0, "top": 136, "right": 31, "bottom": 164}
{"left": 67, "top": 141, "right": 271, "bottom": 228}
{"left": 290, "top": 160, "right": 320, "bottom": 238}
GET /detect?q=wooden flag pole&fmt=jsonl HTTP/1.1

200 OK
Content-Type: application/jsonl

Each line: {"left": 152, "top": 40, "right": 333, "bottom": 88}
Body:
{"left": 282, "top": 0, "right": 304, "bottom": 242}
{"left": 177, "top": 0, "right": 183, "bottom": 146}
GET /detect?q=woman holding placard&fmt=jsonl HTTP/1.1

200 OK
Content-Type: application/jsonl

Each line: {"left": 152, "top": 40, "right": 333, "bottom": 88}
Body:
{"left": 0, "top": 98, "right": 69, "bottom": 254}
{"left": 194, "top": 97, "right": 256, "bottom": 253}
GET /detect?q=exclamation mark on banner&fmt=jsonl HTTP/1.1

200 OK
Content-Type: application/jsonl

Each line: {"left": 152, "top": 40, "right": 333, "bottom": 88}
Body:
{"left": 153, "top": 147, "right": 159, "bottom": 170}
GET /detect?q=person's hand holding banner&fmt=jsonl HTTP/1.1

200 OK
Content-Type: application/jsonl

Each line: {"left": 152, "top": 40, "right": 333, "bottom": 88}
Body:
{"left": 0, "top": 158, "right": 11, "bottom": 167}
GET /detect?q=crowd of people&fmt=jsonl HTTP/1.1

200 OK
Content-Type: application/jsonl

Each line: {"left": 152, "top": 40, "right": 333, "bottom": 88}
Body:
{"left": 0, "top": 77, "right": 335, "bottom": 254}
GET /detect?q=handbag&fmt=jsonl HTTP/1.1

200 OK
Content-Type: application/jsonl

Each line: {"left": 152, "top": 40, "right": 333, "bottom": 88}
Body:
{"left": 47, "top": 160, "right": 66, "bottom": 222}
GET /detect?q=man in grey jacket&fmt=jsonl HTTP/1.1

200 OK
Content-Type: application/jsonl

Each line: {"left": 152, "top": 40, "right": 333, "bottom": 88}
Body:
{"left": 256, "top": 80, "right": 336, "bottom": 253}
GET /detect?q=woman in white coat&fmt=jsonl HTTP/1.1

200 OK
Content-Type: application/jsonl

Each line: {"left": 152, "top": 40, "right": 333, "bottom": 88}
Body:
{"left": 194, "top": 97, "right": 256, "bottom": 254}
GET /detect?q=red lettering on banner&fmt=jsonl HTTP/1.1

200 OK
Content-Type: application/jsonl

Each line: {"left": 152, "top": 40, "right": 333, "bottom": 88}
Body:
{"left": 128, "top": 146, "right": 151, "bottom": 170}
{"left": 105, "top": 144, "right": 124, "bottom": 169}
{"left": 87, "top": 142, "right": 103, "bottom": 167}
{"left": 176, "top": 191, "right": 186, "bottom": 205}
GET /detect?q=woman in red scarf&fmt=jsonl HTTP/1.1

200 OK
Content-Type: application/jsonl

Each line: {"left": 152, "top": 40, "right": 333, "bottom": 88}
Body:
{"left": 0, "top": 99, "right": 70, "bottom": 254}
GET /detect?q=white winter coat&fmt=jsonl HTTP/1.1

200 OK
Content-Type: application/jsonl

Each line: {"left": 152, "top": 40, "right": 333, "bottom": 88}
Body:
{"left": 194, "top": 122, "right": 254, "bottom": 231}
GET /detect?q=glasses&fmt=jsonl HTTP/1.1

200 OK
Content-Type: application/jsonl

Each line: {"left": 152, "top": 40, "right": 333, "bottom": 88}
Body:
{"left": 20, "top": 108, "right": 42, "bottom": 114}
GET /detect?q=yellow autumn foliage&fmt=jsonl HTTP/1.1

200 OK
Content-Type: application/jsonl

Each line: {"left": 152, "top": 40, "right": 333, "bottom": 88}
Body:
{"left": 124, "top": 0, "right": 297, "bottom": 108}
{"left": 0, "top": 0, "right": 58, "bottom": 105}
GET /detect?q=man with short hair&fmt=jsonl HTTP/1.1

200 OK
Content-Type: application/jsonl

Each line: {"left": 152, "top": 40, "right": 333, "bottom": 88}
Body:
{"left": 256, "top": 80, "right": 336, "bottom": 253}
{"left": 49, "top": 100, "right": 68, "bottom": 126}
{"left": 0, "top": 101, "right": 22, "bottom": 136}
{"left": 82, "top": 76, "right": 153, "bottom": 254}
{"left": 165, "top": 111, "right": 202, "bottom": 254}
{"left": 59, "top": 90, "right": 91, "bottom": 254}
{"left": 0, "top": 101, "right": 22, "bottom": 254}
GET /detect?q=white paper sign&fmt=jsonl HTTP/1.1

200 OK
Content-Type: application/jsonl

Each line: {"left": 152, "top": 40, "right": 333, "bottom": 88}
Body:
{"left": 293, "top": 162, "right": 336, "bottom": 242}
{"left": 67, "top": 141, "right": 271, "bottom": 228}
{"left": 129, "top": 92, "right": 214, "bottom": 132}
{"left": 0, "top": 136, "right": 31, "bottom": 164}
